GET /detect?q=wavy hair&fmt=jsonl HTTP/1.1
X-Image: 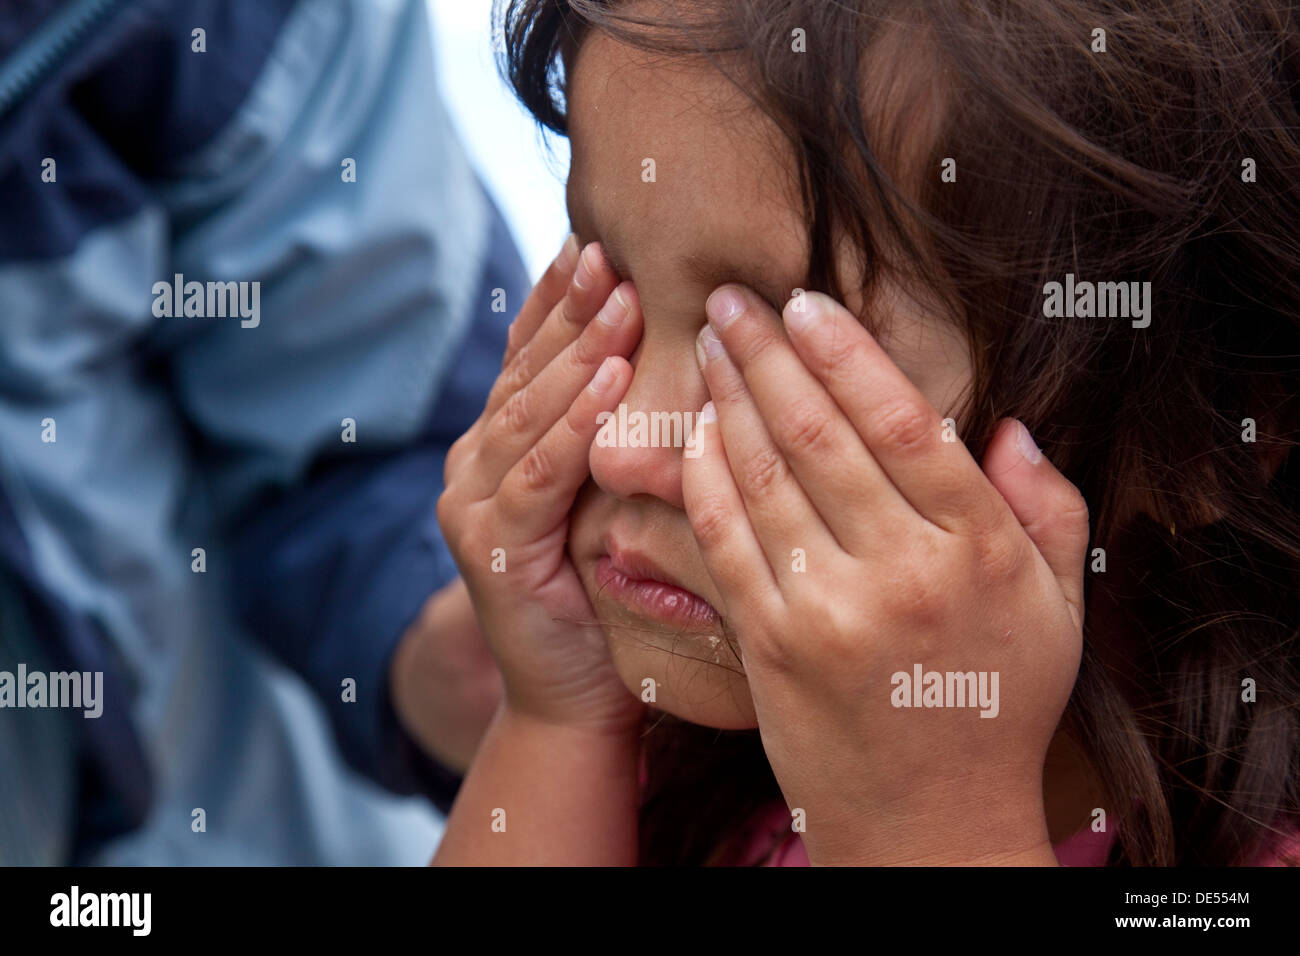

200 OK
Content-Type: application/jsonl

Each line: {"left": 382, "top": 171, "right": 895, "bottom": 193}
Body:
{"left": 498, "top": 0, "right": 1300, "bottom": 866}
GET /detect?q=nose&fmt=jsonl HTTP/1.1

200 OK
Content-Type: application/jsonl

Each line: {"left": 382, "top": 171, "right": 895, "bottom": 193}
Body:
{"left": 588, "top": 333, "right": 708, "bottom": 511}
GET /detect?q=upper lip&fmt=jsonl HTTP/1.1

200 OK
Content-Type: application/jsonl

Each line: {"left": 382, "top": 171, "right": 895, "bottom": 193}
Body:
{"left": 603, "top": 538, "right": 698, "bottom": 596}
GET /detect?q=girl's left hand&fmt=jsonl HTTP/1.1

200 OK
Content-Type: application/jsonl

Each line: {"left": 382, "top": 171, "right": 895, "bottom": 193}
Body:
{"left": 683, "top": 286, "right": 1092, "bottom": 866}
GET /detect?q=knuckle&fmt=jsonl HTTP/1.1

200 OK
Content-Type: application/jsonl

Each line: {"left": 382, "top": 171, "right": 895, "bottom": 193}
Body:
{"left": 436, "top": 489, "right": 460, "bottom": 537}
{"left": 778, "top": 400, "right": 836, "bottom": 458}
{"left": 816, "top": 326, "right": 860, "bottom": 375}
{"left": 818, "top": 626, "right": 859, "bottom": 665}
{"left": 746, "top": 628, "right": 797, "bottom": 675}
{"left": 963, "top": 494, "right": 1010, "bottom": 541}
{"left": 870, "top": 398, "right": 933, "bottom": 455}
{"left": 499, "top": 387, "right": 533, "bottom": 435}
{"left": 516, "top": 442, "right": 555, "bottom": 494}
{"left": 445, "top": 434, "right": 469, "bottom": 473}
{"left": 497, "top": 355, "right": 532, "bottom": 398}
{"left": 1059, "top": 486, "right": 1091, "bottom": 529}
{"left": 443, "top": 450, "right": 463, "bottom": 487}
{"left": 689, "top": 498, "right": 734, "bottom": 552}
{"left": 738, "top": 447, "right": 788, "bottom": 496}
{"left": 886, "top": 575, "right": 945, "bottom": 626}
{"left": 789, "top": 603, "right": 847, "bottom": 658}
{"left": 731, "top": 323, "right": 780, "bottom": 366}
{"left": 708, "top": 371, "right": 751, "bottom": 407}
{"left": 504, "top": 320, "right": 522, "bottom": 358}
{"left": 484, "top": 378, "right": 509, "bottom": 414}
{"left": 881, "top": 545, "right": 948, "bottom": 625}
{"left": 825, "top": 601, "right": 864, "bottom": 643}
{"left": 568, "top": 325, "right": 606, "bottom": 369}
{"left": 972, "top": 527, "right": 1030, "bottom": 585}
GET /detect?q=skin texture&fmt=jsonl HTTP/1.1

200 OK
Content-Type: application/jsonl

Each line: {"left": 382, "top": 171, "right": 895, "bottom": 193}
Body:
{"left": 431, "top": 28, "right": 1099, "bottom": 864}
{"left": 389, "top": 577, "right": 502, "bottom": 773}
{"left": 434, "top": 234, "right": 647, "bottom": 865}
{"left": 684, "top": 287, "right": 1089, "bottom": 864}
{"left": 565, "top": 30, "right": 975, "bottom": 730}
{"left": 560, "top": 30, "right": 1096, "bottom": 862}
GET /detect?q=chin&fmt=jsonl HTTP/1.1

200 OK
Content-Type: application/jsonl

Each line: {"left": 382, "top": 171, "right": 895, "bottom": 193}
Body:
{"left": 569, "top": 486, "right": 757, "bottom": 728}
{"left": 597, "top": 602, "right": 760, "bottom": 730}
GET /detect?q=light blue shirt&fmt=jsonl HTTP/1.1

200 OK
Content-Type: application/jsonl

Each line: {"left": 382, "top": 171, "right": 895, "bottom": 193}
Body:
{"left": 0, "top": 0, "right": 507, "bottom": 864}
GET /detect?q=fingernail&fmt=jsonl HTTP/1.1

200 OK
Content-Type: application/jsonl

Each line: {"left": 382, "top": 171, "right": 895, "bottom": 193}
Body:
{"left": 573, "top": 243, "right": 602, "bottom": 291}
{"left": 783, "top": 290, "right": 823, "bottom": 333}
{"left": 597, "top": 284, "right": 630, "bottom": 326}
{"left": 699, "top": 401, "right": 717, "bottom": 424}
{"left": 706, "top": 287, "right": 744, "bottom": 330}
{"left": 589, "top": 356, "right": 618, "bottom": 394}
{"left": 1014, "top": 420, "right": 1043, "bottom": 464}
{"left": 696, "top": 325, "right": 724, "bottom": 367}
{"left": 556, "top": 233, "right": 580, "bottom": 273}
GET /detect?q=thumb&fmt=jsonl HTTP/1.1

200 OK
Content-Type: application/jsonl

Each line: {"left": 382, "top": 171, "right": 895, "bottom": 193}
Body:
{"left": 982, "top": 419, "right": 1091, "bottom": 630}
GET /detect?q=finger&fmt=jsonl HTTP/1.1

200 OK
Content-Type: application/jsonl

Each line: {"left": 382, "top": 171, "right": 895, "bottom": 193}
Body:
{"left": 485, "top": 242, "right": 620, "bottom": 422}
{"left": 502, "top": 233, "right": 581, "bottom": 369}
{"left": 475, "top": 281, "right": 642, "bottom": 496}
{"left": 680, "top": 400, "right": 783, "bottom": 625}
{"left": 981, "top": 419, "right": 1091, "bottom": 630}
{"left": 496, "top": 355, "right": 633, "bottom": 539}
{"left": 696, "top": 322, "right": 839, "bottom": 584}
{"left": 781, "top": 290, "right": 1006, "bottom": 536}
{"left": 449, "top": 242, "right": 620, "bottom": 475}
{"left": 703, "top": 285, "right": 901, "bottom": 555}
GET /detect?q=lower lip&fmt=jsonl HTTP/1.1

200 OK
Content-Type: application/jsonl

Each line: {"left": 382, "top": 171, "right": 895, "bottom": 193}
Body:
{"left": 594, "top": 556, "right": 721, "bottom": 628}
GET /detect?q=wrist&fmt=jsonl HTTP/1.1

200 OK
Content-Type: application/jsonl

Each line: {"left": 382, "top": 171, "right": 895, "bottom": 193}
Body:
{"left": 804, "top": 785, "right": 1055, "bottom": 866}
{"left": 432, "top": 699, "right": 643, "bottom": 866}
{"left": 390, "top": 582, "right": 503, "bottom": 773}
{"left": 500, "top": 699, "right": 644, "bottom": 749}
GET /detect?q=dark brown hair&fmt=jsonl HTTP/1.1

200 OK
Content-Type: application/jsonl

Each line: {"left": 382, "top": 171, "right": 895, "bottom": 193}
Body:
{"left": 497, "top": 0, "right": 1300, "bottom": 865}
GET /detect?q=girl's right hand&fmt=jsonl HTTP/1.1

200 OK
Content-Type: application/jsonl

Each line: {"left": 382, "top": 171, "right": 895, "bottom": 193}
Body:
{"left": 437, "top": 237, "right": 645, "bottom": 735}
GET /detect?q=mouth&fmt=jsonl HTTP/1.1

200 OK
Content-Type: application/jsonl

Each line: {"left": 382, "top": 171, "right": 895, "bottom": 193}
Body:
{"left": 594, "top": 541, "right": 721, "bottom": 629}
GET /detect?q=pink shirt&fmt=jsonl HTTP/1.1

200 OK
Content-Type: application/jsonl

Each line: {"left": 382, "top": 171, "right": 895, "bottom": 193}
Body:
{"left": 721, "top": 801, "right": 1300, "bottom": 866}
{"left": 634, "top": 754, "right": 1299, "bottom": 865}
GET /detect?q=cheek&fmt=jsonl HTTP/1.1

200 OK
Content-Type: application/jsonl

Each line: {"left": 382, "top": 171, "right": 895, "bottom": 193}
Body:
{"left": 887, "top": 343, "right": 973, "bottom": 423}
{"left": 848, "top": 281, "right": 974, "bottom": 420}
{"left": 568, "top": 483, "right": 602, "bottom": 548}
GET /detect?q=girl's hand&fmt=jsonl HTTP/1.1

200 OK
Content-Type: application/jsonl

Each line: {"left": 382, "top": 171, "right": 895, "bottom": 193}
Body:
{"left": 438, "top": 237, "right": 645, "bottom": 736}
{"left": 683, "top": 287, "right": 1091, "bottom": 866}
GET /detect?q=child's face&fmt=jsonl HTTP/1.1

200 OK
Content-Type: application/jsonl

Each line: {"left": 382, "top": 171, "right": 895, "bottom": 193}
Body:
{"left": 565, "top": 26, "right": 973, "bottom": 728}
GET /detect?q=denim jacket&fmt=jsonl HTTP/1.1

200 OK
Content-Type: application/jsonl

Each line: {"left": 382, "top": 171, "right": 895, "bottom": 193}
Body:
{"left": 0, "top": 0, "right": 526, "bottom": 863}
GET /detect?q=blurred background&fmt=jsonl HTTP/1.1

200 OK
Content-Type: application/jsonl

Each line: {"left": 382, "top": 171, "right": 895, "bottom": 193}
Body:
{"left": 429, "top": 0, "right": 569, "bottom": 280}
{"left": 0, "top": 0, "right": 571, "bottom": 867}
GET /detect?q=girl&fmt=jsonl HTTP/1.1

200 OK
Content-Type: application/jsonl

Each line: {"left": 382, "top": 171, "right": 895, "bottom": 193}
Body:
{"left": 432, "top": 0, "right": 1300, "bottom": 865}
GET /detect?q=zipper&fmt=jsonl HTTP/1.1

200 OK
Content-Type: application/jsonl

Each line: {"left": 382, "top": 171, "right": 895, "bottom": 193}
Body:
{"left": 0, "top": 0, "right": 134, "bottom": 120}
